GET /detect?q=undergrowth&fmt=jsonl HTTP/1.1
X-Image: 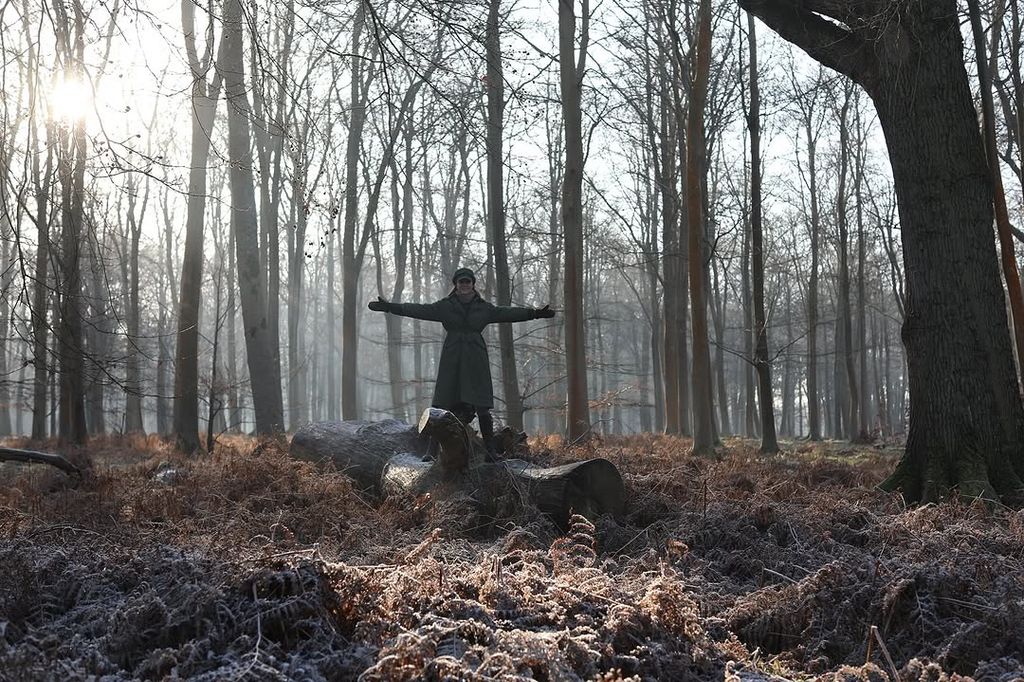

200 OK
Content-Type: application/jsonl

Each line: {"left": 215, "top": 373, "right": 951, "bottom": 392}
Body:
{"left": 0, "top": 434, "right": 1022, "bottom": 680}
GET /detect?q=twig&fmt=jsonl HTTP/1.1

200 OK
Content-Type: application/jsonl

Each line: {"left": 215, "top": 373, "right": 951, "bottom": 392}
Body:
{"left": 871, "top": 625, "right": 900, "bottom": 681}
{"left": 235, "top": 584, "right": 263, "bottom": 680}
{"left": 938, "top": 596, "right": 998, "bottom": 612}
{"left": 702, "top": 479, "right": 708, "bottom": 524}
{"left": 26, "top": 524, "right": 100, "bottom": 539}
{"left": 238, "top": 547, "right": 319, "bottom": 563}
{"left": 763, "top": 568, "right": 796, "bottom": 584}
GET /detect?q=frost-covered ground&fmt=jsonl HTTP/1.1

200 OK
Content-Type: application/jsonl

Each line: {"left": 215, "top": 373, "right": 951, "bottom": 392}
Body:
{"left": 1, "top": 434, "right": 1022, "bottom": 680}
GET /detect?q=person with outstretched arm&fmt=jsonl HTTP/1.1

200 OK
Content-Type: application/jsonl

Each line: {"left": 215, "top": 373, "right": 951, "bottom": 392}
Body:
{"left": 368, "top": 267, "right": 555, "bottom": 456}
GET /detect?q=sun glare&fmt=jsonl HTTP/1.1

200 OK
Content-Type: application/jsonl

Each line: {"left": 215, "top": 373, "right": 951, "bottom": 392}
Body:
{"left": 48, "top": 76, "right": 92, "bottom": 123}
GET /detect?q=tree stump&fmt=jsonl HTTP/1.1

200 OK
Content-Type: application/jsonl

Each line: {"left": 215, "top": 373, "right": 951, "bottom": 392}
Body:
{"left": 289, "top": 409, "right": 625, "bottom": 526}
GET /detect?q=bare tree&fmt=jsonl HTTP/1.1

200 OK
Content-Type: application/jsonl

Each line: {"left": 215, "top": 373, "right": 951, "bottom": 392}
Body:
{"left": 51, "top": 0, "right": 89, "bottom": 445}
{"left": 686, "top": 0, "right": 715, "bottom": 455}
{"left": 486, "top": 0, "right": 525, "bottom": 430}
{"left": 744, "top": 0, "right": 1024, "bottom": 503}
{"left": 173, "top": 0, "right": 224, "bottom": 451}
{"left": 558, "top": 0, "right": 592, "bottom": 441}
{"left": 834, "top": 82, "right": 858, "bottom": 439}
{"left": 19, "top": 1, "right": 55, "bottom": 440}
{"left": 791, "top": 64, "right": 826, "bottom": 441}
{"left": 968, "top": 0, "right": 1024, "bottom": 380}
{"left": 745, "top": 13, "right": 777, "bottom": 453}
{"left": 222, "top": 0, "right": 284, "bottom": 436}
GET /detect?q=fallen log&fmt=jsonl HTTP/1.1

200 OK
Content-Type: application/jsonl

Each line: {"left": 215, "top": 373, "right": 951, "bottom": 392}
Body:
{"left": 289, "top": 409, "right": 625, "bottom": 526}
{"left": 0, "top": 446, "right": 82, "bottom": 480}
{"left": 289, "top": 418, "right": 430, "bottom": 494}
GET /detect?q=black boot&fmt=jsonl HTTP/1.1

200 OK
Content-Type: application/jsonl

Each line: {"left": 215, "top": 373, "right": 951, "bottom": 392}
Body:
{"left": 478, "top": 409, "right": 498, "bottom": 460}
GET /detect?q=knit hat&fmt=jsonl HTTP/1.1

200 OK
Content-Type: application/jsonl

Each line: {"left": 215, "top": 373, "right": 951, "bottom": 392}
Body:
{"left": 452, "top": 267, "right": 476, "bottom": 284}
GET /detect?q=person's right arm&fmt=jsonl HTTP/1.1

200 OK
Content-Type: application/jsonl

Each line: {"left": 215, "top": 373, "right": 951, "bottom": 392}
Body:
{"left": 367, "top": 296, "right": 445, "bottom": 322}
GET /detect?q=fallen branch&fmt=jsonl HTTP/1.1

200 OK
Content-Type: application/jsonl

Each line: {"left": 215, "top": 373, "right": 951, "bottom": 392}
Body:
{"left": 0, "top": 446, "right": 82, "bottom": 480}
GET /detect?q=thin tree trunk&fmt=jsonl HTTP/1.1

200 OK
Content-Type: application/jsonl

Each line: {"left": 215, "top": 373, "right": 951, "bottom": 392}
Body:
{"left": 747, "top": 15, "right": 778, "bottom": 453}
{"left": 558, "top": 0, "right": 591, "bottom": 441}
{"left": 250, "top": 1, "right": 292, "bottom": 408}
{"left": 223, "top": 0, "right": 283, "bottom": 436}
{"left": 968, "top": 0, "right": 1024, "bottom": 381}
{"left": 781, "top": 282, "right": 795, "bottom": 436}
{"left": 854, "top": 102, "right": 870, "bottom": 439}
{"left": 173, "top": 0, "right": 224, "bottom": 451}
{"left": 226, "top": 216, "right": 240, "bottom": 431}
{"left": 836, "top": 85, "right": 859, "bottom": 440}
{"left": 805, "top": 112, "right": 822, "bottom": 441}
{"left": 487, "top": 0, "right": 524, "bottom": 429}
{"left": 29, "top": 120, "right": 53, "bottom": 441}
{"left": 85, "top": 241, "right": 108, "bottom": 436}
{"left": 686, "top": 0, "right": 714, "bottom": 455}
{"left": 545, "top": 82, "right": 564, "bottom": 434}
{"left": 124, "top": 174, "right": 146, "bottom": 433}
{"left": 207, "top": 277, "right": 223, "bottom": 451}
{"left": 54, "top": 3, "right": 88, "bottom": 445}
{"left": 341, "top": 4, "right": 369, "bottom": 419}
{"left": 326, "top": 204, "right": 339, "bottom": 420}
{"left": 660, "top": 36, "right": 682, "bottom": 435}
{"left": 741, "top": 211, "right": 757, "bottom": 437}
{"left": 0, "top": 188, "right": 12, "bottom": 437}
{"left": 710, "top": 258, "right": 731, "bottom": 434}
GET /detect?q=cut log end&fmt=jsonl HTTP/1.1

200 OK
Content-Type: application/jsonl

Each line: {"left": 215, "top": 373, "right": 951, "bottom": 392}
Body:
{"left": 503, "top": 457, "right": 626, "bottom": 525}
{"left": 417, "top": 407, "right": 483, "bottom": 475}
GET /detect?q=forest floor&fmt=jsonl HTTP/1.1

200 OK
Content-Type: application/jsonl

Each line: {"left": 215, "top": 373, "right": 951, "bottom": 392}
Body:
{"left": 1, "top": 432, "right": 1023, "bottom": 681}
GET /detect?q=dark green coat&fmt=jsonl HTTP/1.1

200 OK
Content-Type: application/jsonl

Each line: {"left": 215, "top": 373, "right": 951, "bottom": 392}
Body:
{"left": 388, "top": 292, "right": 537, "bottom": 409}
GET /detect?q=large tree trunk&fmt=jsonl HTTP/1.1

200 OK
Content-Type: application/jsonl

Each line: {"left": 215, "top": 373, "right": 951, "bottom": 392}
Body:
{"left": 873, "top": 22, "right": 1024, "bottom": 501}
{"left": 743, "top": 0, "right": 1024, "bottom": 502}
{"left": 223, "top": 0, "right": 284, "bottom": 436}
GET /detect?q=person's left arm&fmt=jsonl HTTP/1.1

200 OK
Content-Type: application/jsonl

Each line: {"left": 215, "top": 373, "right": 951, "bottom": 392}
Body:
{"left": 489, "top": 303, "right": 556, "bottom": 323}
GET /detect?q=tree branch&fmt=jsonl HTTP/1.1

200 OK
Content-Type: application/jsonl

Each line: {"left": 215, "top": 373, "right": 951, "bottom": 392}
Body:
{"left": 739, "top": 0, "right": 869, "bottom": 85}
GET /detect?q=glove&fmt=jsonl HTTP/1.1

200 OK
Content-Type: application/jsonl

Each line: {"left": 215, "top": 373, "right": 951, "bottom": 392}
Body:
{"left": 368, "top": 296, "right": 391, "bottom": 313}
{"left": 534, "top": 304, "right": 555, "bottom": 319}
